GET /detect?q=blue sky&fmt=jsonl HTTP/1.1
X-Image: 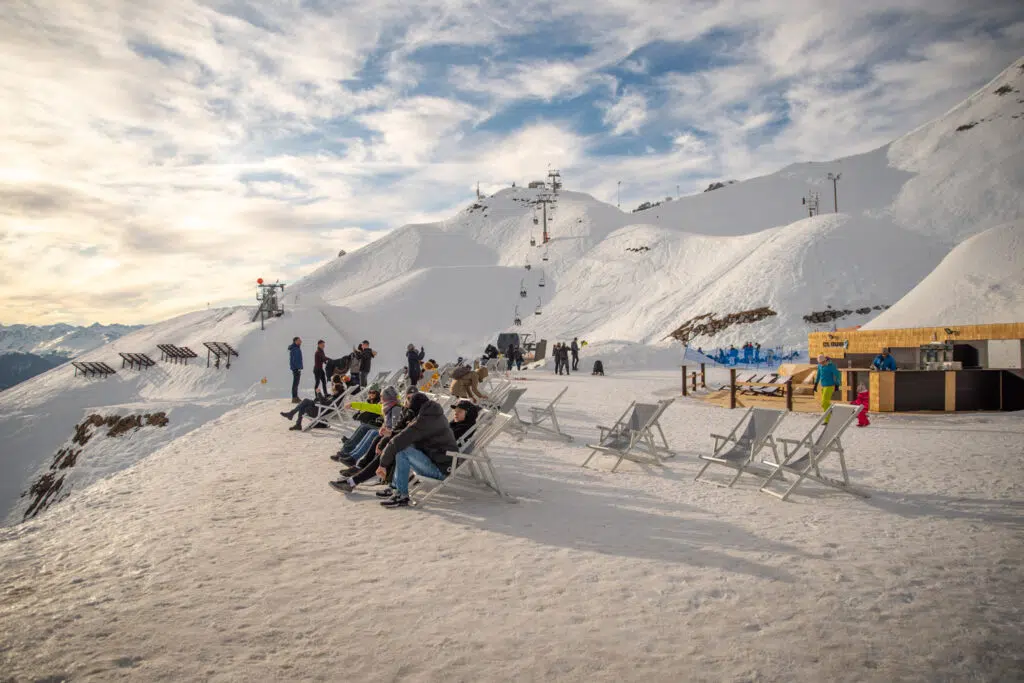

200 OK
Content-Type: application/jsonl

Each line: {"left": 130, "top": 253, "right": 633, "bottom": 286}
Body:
{"left": 1, "top": 0, "right": 1022, "bottom": 324}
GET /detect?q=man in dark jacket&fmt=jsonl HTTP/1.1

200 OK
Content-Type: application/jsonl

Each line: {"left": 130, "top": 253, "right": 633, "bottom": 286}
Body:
{"left": 288, "top": 337, "right": 303, "bottom": 402}
{"left": 281, "top": 373, "right": 346, "bottom": 429}
{"left": 375, "top": 392, "right": 457, "bottom": 507}
{"left": 406, "top": 343, "right": 425, "bottom": 386}
{"left": 313, "top": 340, "right": 328, "bottom": 396}
{"left": 353, "top": 340, "right": 376, "bottom": 388}
{"left": 571, "top": 338, "right": 580, "bottom": 371}
{"left": 506, "top": 343, "right": 516, "bottom": 371}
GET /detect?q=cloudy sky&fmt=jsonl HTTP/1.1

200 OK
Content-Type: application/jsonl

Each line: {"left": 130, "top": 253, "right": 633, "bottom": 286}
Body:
{"left": 2, "top": 0, "right": 1022, "bottom": 325}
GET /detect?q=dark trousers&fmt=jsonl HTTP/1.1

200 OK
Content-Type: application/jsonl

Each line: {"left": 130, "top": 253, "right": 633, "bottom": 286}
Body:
{"left": 358, "top": 371, "right": 368, "bottom": 388}
{"left": 286, "top": 399, "right": 316, "bottom": 427}
{"left": 571, "top": 353, "right": 579, "bottom": 371}
{"left": 313, "top": 368, "right": 328, "bottom": 395}
{"left": 291, "top": 369, "right": 301, "bottom": 399}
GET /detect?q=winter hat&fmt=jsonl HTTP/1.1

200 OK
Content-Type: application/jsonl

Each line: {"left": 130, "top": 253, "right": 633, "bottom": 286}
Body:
{"left": 368, "top": 383, "right": 381, "bottom": 393}
{"left": 382, "top": 386, "right": 398, "bottom": 402}
{"left": 409, "top": 392, "right": 430, "bottom": 414}
{"left": 406, "top": 385, "right": 420, "bottom": 396}
{"left": 452, "top": 399, "right": 475, "bottom": 411}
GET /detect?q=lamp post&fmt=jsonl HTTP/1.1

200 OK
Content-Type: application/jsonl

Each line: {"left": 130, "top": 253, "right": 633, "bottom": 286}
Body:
{"left": 827, "top": 172, "right": 841, "bottom": 212}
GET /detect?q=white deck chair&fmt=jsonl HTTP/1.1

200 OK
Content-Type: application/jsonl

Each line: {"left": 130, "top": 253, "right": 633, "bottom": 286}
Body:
{"left": 491, "top": 387, "right": 530, "bottom": 435}
{"left": 521, "top": 385, "right": 572, "bottom": 441}
{"left": 753, "top": 374, "right": 791, "bottom": 396}
{"left": 759, "top": 404, "right": 867, "bottom": 501}
{"left": 410, "top": 412, "right": 515, "bottom": 507}
{"left": 302, "top": 386, "right": 361, "bottom": 431}
{"left": 581, "top": 399, "right": 675, "bottom": 472}
{"left": 694, "top": 408, "right": 786, "bottom": 487}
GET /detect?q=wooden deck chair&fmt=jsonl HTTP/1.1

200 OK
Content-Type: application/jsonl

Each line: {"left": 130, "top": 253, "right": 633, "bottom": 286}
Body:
{"left": 302, "top": 386, "right": 361, "bottom": 431}
{"left": 759, "top": 404, "right": 867, "bottom": 501}
{"left": 720, "top": 372, "right": 756, "bottom": 390}
{"left": 522, "top": 385, "right": 572, "bottom": 441}
{"left": 581, "top": 399, "right": 675, "bottom": 472}
{"left": 694, "top": 408, "right": 786, "bottom": 487}
{"left": 410, "top": 412, "right": 515, "bottom": 507}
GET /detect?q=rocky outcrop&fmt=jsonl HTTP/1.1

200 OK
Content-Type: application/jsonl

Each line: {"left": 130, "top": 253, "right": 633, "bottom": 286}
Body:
{"left": 666, "top": 307, "right": 777, "bottom": 344}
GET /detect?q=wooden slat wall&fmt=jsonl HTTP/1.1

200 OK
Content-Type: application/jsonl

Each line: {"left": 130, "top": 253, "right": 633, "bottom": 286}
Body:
{"left": 809, "top": 322, "right": 1024, "bottom": 359}
{"left": 870, "top": 372, "right": 895, "bottom": 412}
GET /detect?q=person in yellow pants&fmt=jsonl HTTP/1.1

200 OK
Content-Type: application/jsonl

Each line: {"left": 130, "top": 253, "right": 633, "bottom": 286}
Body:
{"left": 813, "top": 354, "right": 842, "bottom": 422}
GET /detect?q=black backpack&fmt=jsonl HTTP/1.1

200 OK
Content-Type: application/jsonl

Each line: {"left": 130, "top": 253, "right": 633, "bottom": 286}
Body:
{"left": 592, "top": 360, "right": 604, "bottom": 375}
{"left": 326, "top": 355, "right": 350, "bottom": 377}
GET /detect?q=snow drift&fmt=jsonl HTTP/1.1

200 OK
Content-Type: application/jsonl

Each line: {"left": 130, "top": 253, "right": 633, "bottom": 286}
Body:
{"left": 863, "top": 220, "right": 1024, "bottom": 330}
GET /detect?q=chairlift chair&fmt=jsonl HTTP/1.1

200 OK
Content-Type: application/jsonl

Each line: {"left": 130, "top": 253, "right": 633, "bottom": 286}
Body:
{"left": 514, "top": 306, "right": 522, "bottom": 326}
{"left": 542, "top": 246, "right": 549, "bottom": 262}
{"left": 519, "top": 279, "right": 527, "bottom": 298}
{"left": 538, "top": 270, "right": 546, "bottom": 287}
{"left": 530, "top": 234, "right": 536, "bottom": 247}
{"left": 535, "top": 297, "right": 542, "bottom": 315}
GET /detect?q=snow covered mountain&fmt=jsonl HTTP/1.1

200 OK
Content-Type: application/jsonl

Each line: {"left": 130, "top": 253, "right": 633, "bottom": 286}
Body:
{"left": 863, "top": 220, "right": 1024, "bottom": 330}
{"left": 0, "top": 322, "right": 144, "bottom": 357}
{"left": 1, "top": 57, "right": 1022, "bottom": 524}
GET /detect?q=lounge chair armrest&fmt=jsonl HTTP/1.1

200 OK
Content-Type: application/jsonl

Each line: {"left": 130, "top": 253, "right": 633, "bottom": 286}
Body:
{"left": 776, "top": 437, "right": 802, "bottom": 445}
{"left": 709, "top": 433, "right": 731, "bottom": 441}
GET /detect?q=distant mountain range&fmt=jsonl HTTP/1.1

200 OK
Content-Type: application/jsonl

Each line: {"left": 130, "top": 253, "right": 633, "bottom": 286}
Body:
{"left": 0, "top": 322, "right": 143, "bottom": 357}
{"left": 0, "top": 323, "right": 144, "bottom": 391}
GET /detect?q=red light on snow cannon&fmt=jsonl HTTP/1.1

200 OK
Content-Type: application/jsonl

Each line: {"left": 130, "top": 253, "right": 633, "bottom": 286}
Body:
{"left": 257, "top": 278, "right": 264, "bottom": 285}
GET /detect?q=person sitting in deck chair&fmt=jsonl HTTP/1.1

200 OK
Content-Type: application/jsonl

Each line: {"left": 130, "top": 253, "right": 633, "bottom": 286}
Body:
{"left": 375, "top": 392, "right": 460, "bottom": 508}
{"left": 450, "top": 364, "right": 488, "bottom": 402}
{"left": 331, "top": 386, "right": 404, "bottom": 474}
{"left": 330, "top": 384, "right": 382, "bottom": 463}
{"left": 330, "top": 387, "right": 429, "bottom": 496}
{"left": 281, "top": 374, "right": 347, "bottom": 430}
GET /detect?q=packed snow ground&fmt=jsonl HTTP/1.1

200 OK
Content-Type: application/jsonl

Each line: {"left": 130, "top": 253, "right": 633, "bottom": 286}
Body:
{"left": 2, "top": 371, "right": 1021, "bottom": 682}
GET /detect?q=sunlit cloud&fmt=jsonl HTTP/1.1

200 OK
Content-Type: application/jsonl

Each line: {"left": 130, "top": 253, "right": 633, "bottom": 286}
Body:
{"left": 1, "top": 0, "right": 1021, "bottom": 324}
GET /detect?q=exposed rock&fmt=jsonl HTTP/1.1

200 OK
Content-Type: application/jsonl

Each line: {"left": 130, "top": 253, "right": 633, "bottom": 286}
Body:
{"left": 666, "top": 307, "right": 778, "bottom": 344}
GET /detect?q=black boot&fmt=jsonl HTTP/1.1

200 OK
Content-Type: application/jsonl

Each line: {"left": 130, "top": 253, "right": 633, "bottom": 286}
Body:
{"left": 289, "top": 423, "right": 302, "bottom": 431}
{"left": 281, "top": 411, "right": 295, "bottom": 419}
{"left": 329, "top": 479, "right": 355, "bottom": 493}
{"left": 380, "top": 493, "right": 409, "bottom": 508}
{"left": 375, "top": 487, "right": 395, "bottom": 498}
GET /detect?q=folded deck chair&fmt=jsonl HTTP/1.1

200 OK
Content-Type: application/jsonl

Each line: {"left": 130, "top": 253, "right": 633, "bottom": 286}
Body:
{"left": 302, "top": 386, "right": 361, "bottom": 431}
{"left": 581, "top": 399, "right": 675, "bottom": 472}
{"left": 694, "top": 408, "right": 786, "bottom": 487}
{"left": 759, "top": 404, "right": 867, "bottom": 501}
{"left": 720, "top": 372, "right": 756, "bottom": 391}
{"left": 738, "top": 374, "right": 769, "bottom": 395}
{"left": 410, "top": 412, "right": 515, "bottom": 507}
{"left": 521, "top": 385, "right": 572, "bottom": 441}
{"left": 753, "top": 375, "right": 791, "bottom": 396}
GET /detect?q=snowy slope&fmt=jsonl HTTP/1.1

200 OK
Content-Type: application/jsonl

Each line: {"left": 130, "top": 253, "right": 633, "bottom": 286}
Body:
{"left": 0, "top": 322, "right": 143, "bottom": 357}
{"left": 2, "top": 58, "right": 1023, "bottom": 524}
{"left": 863, "top": 220, "right": 1024, "bottom": 329}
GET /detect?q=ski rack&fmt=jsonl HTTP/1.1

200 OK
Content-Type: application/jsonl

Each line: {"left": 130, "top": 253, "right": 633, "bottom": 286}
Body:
{"left": 118, "top": 352, "right": 156, "bottom": 370}
{"left": 157, "top": 344, "right": 198, "bottom": 365}
{"left": 72, "top": 361, "right": 117, "bottom": 378}
{"left": 203, "top": 341, "right": 239, "bottom": 369}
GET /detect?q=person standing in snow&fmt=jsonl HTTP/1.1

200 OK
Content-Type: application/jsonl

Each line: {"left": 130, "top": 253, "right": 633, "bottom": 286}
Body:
{"left": 506, "top": 343, "right": 516, "bottom": 372}
{"left": 728, "top": 346, "right": 739, "bottom": 365}
{"left": 514, "top": 347, "right": 524, "bottom": 371}
{"left": 406, "top": 343, "right": 425, "bottom": 386}
{"left": 571, "top": 337, "right": 580, "bottom": 371}
{"left": 353, "top": 340, "right": 377, "bottom": 388}
{"left": 313, "top": 340, "right": 329, "bottom": 396}
{"left": 813, "top": 354, "right": 843, "bottom": 422}
{"left": 288, "top": 337, "right": 303, "bottom": 403}
{"left": 850, "top": 384, "right": 871, "bottom": 427}
{"left": 553, "top": 343, "right": 563, "bottom": 374}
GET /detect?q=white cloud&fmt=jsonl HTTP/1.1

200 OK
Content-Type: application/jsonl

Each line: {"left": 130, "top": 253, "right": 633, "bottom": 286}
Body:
{"left": 601, "top": 91, "right": 648, "bottom": 135}
{"left": 0, "top": 0, "right": 1022, "bottom": 323}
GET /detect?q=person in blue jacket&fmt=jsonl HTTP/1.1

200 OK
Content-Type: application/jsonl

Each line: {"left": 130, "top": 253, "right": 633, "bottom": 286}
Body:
{"left": 872, "top": 349, "right": 897, "bottom": 371}
{"left": 288, "top": 337, "right": 303, "bottom": 403}
{"left": 813, "top": 354, "right": 842, "bottom": 421}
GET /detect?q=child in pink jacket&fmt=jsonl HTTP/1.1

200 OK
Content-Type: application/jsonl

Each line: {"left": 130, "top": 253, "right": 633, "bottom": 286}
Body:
{"left": 850, "top": 384, "right": 870, "bottom": 427}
